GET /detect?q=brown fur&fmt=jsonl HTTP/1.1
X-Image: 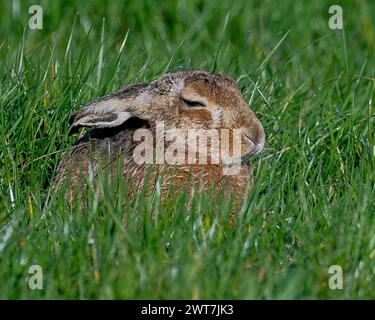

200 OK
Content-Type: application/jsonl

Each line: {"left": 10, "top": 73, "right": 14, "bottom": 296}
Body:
{"left": 53, "top": 70, "right": 265, "bottom": 207}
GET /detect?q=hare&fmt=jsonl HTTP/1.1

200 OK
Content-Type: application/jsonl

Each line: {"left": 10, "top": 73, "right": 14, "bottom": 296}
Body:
{"left": 53, "top": 70, "right": 265, "bottom": 204}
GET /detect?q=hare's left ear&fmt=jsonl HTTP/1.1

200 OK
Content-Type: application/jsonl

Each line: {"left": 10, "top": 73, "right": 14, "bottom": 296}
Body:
{"left": 70, "top": 83, "right": 152, "bottom": 129}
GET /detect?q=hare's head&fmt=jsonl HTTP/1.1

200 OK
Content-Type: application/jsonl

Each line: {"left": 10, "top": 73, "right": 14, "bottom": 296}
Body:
{"left": 72, "top": 70, "right": 265, "bottom": 162}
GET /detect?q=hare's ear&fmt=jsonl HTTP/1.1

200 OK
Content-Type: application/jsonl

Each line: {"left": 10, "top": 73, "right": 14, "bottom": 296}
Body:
{"left": 70, "top": 83, "right": 152, "bottom": 129}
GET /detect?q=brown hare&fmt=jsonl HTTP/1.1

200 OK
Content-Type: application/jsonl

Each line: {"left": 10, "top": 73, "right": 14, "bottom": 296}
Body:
{"left": 53, "top": 70, "right": 265, "bottom": 204}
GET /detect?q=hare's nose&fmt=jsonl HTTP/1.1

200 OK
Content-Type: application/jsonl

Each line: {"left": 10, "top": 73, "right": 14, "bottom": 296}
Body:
{"left": 244, "top": 120, "right": 265, "bottom": 145}
{"left": 243, "top": 131, "right": 265, "bottom": 155}
{"left": 252, "top": 139, "right": 265, "bottom": 155}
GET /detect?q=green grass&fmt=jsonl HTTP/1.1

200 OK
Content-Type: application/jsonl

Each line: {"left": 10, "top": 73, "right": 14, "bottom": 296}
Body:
{"left": 0, "top": 0, "right": 374, "bottom": 299}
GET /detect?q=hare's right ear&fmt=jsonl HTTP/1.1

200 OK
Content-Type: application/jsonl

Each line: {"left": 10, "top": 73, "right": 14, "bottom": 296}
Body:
{"left": 70, "top": 83, "right": 152, "bottom": 130}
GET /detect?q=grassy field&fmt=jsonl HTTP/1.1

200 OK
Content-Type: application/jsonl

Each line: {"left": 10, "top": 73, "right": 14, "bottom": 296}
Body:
{"left": 0, "top": 0, "right": 374, "bottom": 299}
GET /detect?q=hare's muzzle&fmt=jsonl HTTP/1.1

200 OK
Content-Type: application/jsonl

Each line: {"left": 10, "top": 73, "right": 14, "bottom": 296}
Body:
{"left": 242, "top": 118, "right": 265, "bottom": 157}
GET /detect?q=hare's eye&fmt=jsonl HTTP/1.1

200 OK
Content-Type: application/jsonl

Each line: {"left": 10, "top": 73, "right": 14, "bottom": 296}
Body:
{"left": 182, "top": 97, "right": 206, "bottom": 108}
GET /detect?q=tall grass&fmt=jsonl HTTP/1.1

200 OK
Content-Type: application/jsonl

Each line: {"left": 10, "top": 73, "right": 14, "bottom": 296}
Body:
{"left": 0, "top": 0, "right": 374, "bottom": 298}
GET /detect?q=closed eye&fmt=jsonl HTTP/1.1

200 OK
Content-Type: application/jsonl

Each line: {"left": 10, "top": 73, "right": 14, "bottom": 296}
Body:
{"left": 182, "top": 97, "right": 206, "bottom": 108}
